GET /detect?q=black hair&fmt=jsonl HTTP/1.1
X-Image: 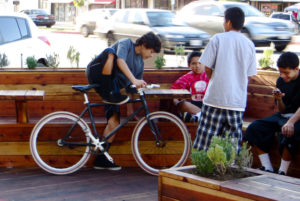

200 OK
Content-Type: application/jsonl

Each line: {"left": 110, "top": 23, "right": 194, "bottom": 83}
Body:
{"left": 277, "top": 52, "right": 299, "bottom": 69}
{"left": 135, "top": 32, "right": 161, "bottom": 53}
{"left": 225, "top": 7, "right": 245, "bottom": 31}
{"left": 187, "top": 51, "right": 201, "bottom": 66}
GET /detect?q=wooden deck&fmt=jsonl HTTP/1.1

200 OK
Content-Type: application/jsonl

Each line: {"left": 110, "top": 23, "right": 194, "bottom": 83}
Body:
{"left": 0, "top": 167, "right": 157, "bottom": 201}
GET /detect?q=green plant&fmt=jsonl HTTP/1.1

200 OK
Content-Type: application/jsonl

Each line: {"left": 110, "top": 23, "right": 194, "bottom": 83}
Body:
{"left": 259, "top": 49, "right": 274, "bottom": 68}
{"left": 191, "top": 134, "right": 253, "bottom": 177}
{"left": 26, "top": 56, "right": 38, "bottom": 69}
{"left": 73, "top": 0, "right": 85, "bottom": 8}
{"left": 175, "top": 45, "right": 185, "bottom": 67}
{"left": 46, "top": 52, "right": 60, "bottom": 68}
{"left": 67, "top": 46, "right": 80, "bottom": 68}
{"left": 154, "top": 55, "right": 166, "bottom": 69}
{"left": 0, "top": 53, "right": 9, "bottom": 67}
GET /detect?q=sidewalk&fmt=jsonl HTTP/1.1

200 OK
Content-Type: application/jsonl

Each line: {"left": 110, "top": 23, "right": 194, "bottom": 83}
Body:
{"left": 46, "top": 21, "right": 79, "bottom": 34}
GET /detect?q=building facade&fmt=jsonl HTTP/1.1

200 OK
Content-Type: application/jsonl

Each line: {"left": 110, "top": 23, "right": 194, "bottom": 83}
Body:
{"left": 250, "top": 0, "right": 300, "bottom": 16}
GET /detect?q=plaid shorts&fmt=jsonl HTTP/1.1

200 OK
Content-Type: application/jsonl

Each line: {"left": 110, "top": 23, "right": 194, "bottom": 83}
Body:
{"left": 193, "top": 104, "right": 244, "bottom": 153}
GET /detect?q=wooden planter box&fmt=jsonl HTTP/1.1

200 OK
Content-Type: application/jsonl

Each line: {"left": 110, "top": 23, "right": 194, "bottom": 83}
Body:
{"left": 158, "top": 165, "right": 300, "bottom": 201}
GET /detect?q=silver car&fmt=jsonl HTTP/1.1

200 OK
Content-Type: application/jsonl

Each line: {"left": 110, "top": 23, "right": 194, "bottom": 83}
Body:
{"left": 75, "top": 8, "right": 118, "bottom": 37}
{"left": 178, "top": 1, "right": 295, "bottom": 51}
{"left": 94, "top": 8, "right": 210, "bottom": 53}
{"left": 270, "top": 12, "right": 299, "bottom": 34}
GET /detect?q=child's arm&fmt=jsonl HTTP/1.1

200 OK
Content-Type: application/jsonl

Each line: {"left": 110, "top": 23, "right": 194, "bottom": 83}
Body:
{"left": 205, "top": 66, "right": 212, "bottom": 79}
{"left": 117, "top": 58, "right": 146, "bottom": 88}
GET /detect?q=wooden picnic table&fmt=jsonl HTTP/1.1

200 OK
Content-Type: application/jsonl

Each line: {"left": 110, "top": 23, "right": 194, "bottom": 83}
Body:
{"left": 0, "top": 90, "right": 45, "bottom": 123}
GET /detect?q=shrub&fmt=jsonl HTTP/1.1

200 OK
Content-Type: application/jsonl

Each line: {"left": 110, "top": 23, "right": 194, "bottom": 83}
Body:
{"left": 175, "top": 45, "right": 185, "bottom": 67}
{"left": 46, "top": 53, "right": 60, "bottom": 68}
{"left": 0, "top": 53, "right": 9, "bottom": 67}
{"left": 26, "top": 56, "right": 38, "bottom": 69}
{"left": 259, "top": 49, "right": 274, "bottom": 68}
{"left": 67, "top": 46, "right": 80, "bottom": 68}
{"left": 154, "top": 55, "right": 166, "bottom": 69}
{"left": 191, "top": 134, "right": 253, "bottom": 177}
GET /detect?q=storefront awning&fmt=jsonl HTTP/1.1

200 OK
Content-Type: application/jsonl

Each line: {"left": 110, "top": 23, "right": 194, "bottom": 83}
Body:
{"left": 92, "top": 0, "right": 116, "bottom": 4}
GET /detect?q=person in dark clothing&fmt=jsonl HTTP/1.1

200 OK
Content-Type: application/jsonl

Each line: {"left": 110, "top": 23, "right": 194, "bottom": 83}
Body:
{"left": 86, "top": 32, "right": 161, "bottom": 170}
{"left": 244, "top": 52, "right": 300, "bottom": 175}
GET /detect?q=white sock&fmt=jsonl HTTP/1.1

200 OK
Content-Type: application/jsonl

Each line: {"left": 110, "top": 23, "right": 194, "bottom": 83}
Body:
{"left": 279, "top": 159, "right": 291, "bottom": 174}
{"left": 258, "top": 153, "right": 274, "bottom": 171}
{"left": 195, "top": 112, "right": 201, "bottom": 118}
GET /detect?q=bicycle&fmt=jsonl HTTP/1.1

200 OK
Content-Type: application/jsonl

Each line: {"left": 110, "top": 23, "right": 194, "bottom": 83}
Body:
{"left": 29, "top": 84, "right": 191, "bottom": 176}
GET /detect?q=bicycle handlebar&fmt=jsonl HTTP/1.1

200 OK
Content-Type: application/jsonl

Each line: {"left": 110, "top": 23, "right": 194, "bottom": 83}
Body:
{"left": 131, "top": 84, "right": 160, "bottom": 89}
{"left": 131, "top": 84, "right": 161, "bottom": 95}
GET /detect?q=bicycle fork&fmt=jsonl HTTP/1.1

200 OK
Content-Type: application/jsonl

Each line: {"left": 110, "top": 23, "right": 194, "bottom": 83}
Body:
{"left": 141, "top": 94, "right": 166, "bottom": 148}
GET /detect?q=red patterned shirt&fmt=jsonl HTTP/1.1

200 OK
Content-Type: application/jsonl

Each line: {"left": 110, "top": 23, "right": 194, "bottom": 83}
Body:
{"left": 171, "top": 71, "right": 209, "bottom": 101}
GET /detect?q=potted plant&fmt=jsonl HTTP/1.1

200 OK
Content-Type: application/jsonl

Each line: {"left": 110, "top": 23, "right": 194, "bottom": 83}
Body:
{"left": 158, "top": 134, "right": 291, "bottom": 200}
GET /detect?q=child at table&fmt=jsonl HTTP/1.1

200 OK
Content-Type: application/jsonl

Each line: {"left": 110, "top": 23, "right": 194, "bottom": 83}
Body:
{"left": 171, "top": 51, "right": 209, "bottom": 122}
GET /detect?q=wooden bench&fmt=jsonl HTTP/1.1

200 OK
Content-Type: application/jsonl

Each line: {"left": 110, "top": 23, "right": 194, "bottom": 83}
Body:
{"left": 0, "top": 69, "right": 299, "bottom": 177}
{"left": 0, "top": 90, "right": 44, "bottom": 123}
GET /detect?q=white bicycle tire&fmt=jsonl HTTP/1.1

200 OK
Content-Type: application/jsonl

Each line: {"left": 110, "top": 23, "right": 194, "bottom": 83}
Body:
{"left": 131, "top": 111, "right": 191, "bottom": 176}
{"left": 30, "top": 111, "right": 91, "bottom": 175}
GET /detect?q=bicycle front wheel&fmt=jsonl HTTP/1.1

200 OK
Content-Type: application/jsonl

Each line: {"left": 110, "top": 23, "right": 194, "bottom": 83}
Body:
{"left": 132, "top": 111, "right": 191, "bottom": 176}
{"left": 30, "top": 111, "right": 92, "bottom": 175}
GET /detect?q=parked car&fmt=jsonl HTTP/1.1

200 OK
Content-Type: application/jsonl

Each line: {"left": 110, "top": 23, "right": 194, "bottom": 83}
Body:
{"left": 20, "top": 9, "right": 56, "bottom": 28}
{"left": 94, "top": 9, "right": 210, "bottom": 53}
{"left": 178, "top": 1, "right": 295, "bottom": 51}
{"left": 284, "top": 4, "right": 300, "bottom": 21}
{"left": 0, "top": 12, "right": 52, "bottom": 68}
{"left": 270, "top": 12, "right": 299, "bottom": 34}
{"left": 75, "top": 8, "right": 118, "bottom": 37}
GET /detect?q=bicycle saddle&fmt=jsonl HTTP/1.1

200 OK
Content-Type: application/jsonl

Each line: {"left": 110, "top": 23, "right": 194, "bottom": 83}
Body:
{"left": 72, "top": 84, "right": 101, "bottom": 93}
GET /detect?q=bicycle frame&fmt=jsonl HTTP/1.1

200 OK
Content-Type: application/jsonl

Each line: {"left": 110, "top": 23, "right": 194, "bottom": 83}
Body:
{"left": 61, "top": 89, "right": 164, "bottom": 150}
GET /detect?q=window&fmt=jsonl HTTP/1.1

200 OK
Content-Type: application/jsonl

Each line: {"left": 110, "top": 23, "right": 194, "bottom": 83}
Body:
{"left": 130, "top": 11, "right": 145, "bottom": 25}
{"left": 0, "top": 17, "right": 22, "bottom": 45}
{"left": 193, "top": 5, "right": 221, "bottom": 16}
{"left": 17, "top": 18, "right": 30, "bottom": 39}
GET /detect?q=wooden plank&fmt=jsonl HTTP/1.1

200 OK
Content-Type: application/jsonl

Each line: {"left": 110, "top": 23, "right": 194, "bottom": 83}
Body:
{"left": 144, "top": 89, "right": 190, "bottom": 99}
{"left": 221, "top": 175, "right": 300, "bottom": 201}
{"left": 160, "top": 176, "right": 253, "bottom": 201}
{"left": 0, "top": 167, "right": 157, "bottom": 201}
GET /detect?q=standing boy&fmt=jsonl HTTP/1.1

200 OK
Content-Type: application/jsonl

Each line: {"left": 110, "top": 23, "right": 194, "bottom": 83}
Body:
{"left": 245, "top": 52, "right": 300, "bottom": 175}
{"left": 193, "top": 7, "right": 257, "bottom": 153}
{"left": 171, "top": 51, "right": 209, "bottom": 122}
{"left": 86, "top": 32, "right": 161, "bottom": 170}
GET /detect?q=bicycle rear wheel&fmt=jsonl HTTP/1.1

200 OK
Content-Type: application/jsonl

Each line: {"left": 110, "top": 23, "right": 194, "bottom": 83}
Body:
{"left": 132, "top": 111, "right": 191, "bottom": 176}
{"left": 30, "top": 111, "right": 92, "bottom": 175}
